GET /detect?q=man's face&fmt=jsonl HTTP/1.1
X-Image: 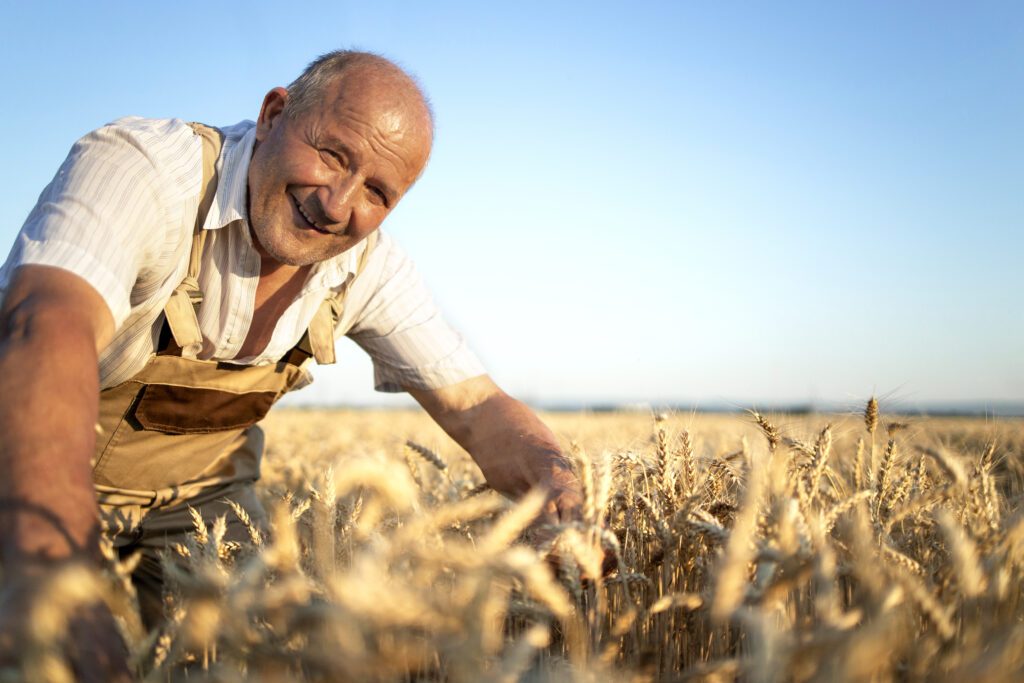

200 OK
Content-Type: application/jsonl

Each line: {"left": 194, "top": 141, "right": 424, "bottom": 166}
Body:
{"left": 247, "top": 74, "right": 432, "bottom": 266}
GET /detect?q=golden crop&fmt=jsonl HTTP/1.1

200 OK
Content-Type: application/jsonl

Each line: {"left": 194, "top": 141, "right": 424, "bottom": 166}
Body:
{"left": 6, "top": 402, "right": 1024, "bottom": 682}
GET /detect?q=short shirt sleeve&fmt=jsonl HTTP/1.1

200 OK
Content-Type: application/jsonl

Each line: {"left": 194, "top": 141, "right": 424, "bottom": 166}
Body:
{"left": 0, "top": 119, "right": 189, "bottom": 328}
{"left": 344, "top": 233, "right": 487, "bottom": 393}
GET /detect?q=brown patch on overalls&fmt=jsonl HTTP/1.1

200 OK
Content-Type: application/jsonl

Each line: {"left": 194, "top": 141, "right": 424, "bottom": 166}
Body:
{"left": 92, "top": 123, "right": 376, "bottom": 628}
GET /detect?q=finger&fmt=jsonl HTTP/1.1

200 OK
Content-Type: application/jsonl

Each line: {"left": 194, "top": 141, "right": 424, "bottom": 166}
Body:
{"left": 550, "top": 489, "right": 584, "bottom": 525}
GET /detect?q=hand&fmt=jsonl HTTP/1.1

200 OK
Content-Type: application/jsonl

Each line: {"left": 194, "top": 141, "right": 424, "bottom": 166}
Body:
{"left": 538, "top": 454, "right": 585, "bottom": 527}
{"left": 66, "top": 603, "right": 135, "bottom": 683}
{"left": 0, "top": 565, "right": 134, "bottom": 683}
{"left": 532, "top": 455, "right": 616, "bottom": 581}
{"left": 405, "top": 378, "right": 612, "bottom": 576}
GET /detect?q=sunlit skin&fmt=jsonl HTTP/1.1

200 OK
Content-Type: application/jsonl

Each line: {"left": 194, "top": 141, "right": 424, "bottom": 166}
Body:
{"left": 239, "top": 68, "right": 433, "bottom": 357}
{"left": 0, "top": 56, "right": 585, "bottom": 682}
{"left": 247, "top": 70, "right": 433, "bottom": 269}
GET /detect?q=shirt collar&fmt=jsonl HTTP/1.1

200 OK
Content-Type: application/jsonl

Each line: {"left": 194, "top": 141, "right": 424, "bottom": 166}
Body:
{"left": 201, "top": 120, "right": 254, "bottom": 232}
{"left": 201, "top": 120, "right": 362, "bottom": 291}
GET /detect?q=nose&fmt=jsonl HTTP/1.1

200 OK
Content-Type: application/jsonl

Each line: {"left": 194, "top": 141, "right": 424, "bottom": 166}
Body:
{"left": 318, "top": 174, "right": 359, "bottom": 228}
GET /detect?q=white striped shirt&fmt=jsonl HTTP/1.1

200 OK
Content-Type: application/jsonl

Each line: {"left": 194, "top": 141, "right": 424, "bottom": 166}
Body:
{"left": 0, "top": 117, "right": 485, "bottom": 392}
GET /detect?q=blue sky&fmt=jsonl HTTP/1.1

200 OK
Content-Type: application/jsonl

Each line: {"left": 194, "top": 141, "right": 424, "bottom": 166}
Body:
{"left": 1, "top": 1, "right": 1021, "bottom": 410}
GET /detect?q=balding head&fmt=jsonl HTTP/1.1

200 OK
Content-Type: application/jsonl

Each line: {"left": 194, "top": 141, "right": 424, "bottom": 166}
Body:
{"left": 284, "top": 50, "right": 433, "bottom": 140}
{"left": 247, "top": 50, "right": 435, "bottom": 267}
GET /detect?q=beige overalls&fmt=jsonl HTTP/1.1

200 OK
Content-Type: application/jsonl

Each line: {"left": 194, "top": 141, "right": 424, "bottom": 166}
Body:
{"left": 91, "top": 123, "right": 375, "bottom": 626}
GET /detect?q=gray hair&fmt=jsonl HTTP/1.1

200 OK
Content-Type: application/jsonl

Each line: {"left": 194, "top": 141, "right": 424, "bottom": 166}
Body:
{"left": 284, "top": 50, "right": 433, "bottom": 130}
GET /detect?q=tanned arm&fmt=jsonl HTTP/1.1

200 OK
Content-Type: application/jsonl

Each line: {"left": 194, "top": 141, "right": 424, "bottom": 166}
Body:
{"left": 0, "top": 266, "right": 137, "bottom": 682}
{"left": 408, "top": 375, "right": 582, "bottom": 524}
{"left": 0, "top": 265, "right": 113, "bottom": 569}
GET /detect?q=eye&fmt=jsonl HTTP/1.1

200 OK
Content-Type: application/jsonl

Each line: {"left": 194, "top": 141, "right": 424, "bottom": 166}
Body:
{"left": 319, "top": 148, "right": 346, "bottom": 167}
{"left": 367, "top": 185, "right": 390, "bottom": 208}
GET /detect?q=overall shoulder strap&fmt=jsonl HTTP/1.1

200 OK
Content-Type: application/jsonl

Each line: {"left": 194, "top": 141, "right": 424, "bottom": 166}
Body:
{"left": 298, "top": 231, "right": 381, "bottom": 366}
{"left": 162, "top": 123, "right": 224, "bottom": 356}
{"left": 188, "top": 124, "right": 223, "bottom": 217}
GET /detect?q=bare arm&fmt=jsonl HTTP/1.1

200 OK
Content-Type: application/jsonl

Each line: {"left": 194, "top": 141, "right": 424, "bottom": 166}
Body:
{"left": 0, "top": 265, "right": 113, "bottom": 569}
{"left": 407, "top": 375, "right": 582, "bottom": 522}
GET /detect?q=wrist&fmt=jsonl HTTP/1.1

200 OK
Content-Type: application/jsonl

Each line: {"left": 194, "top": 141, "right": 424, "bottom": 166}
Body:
{"left": 1, "top": 505, "right": 102, "bottom": 577}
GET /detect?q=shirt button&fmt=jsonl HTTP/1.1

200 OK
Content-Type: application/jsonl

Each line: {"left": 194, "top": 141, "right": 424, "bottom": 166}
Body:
{"left": 228, "top": 336, "right": 238, "bottom": 344}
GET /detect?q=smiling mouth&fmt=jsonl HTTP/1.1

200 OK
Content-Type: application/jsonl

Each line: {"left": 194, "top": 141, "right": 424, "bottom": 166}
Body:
{"left": 290, "top": 193, "right": 333, "bottom": 235}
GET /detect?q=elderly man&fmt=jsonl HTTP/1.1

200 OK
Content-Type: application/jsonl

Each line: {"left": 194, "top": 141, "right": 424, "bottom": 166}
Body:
{"left": 0, "top": 50, "right": 579, "bottom": 677}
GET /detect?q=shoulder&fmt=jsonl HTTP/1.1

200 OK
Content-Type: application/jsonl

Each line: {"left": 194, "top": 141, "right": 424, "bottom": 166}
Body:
{"left": 0, "top": 118, "right": 208, "bottom": 329}
{"left": 350, "top": 229, "right": 420, "bottom": 299}
{"left": 85, "top": 116, "right": 198, "bottom": 165}
{"left": 340, "top": 229, "right": 436, "bottom": 332}
{"left": 101, "top": 115, "right": 194, "bottom": 140}
{"left": 217, "top": 119, "right": 256, "bottom": 143}
{"left": 363, "top": 229, "right": 411, "bottom": 276}
{"left": 71, "top": 117, "right": 205, "bottom": 214}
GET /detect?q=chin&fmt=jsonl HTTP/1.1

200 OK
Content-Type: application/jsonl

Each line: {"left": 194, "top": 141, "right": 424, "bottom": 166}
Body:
{"left": 260, "top": 228, "right": 351, "bottom": 267}
{"left": 267, "top": 242, "right": 324, "bottom": 267}
{"left": 250, "top": 226, "right": 302, "bottom": 266}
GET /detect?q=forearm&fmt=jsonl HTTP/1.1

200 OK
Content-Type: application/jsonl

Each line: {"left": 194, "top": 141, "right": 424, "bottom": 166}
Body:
{"left": 0, "top": 305, "right": 103, "bottom": 568}
{"left": 410, "top": 376, "right": 582, "bottom": 523}
{"left": 453, "top": 393, "right": 569, "bottom": 497}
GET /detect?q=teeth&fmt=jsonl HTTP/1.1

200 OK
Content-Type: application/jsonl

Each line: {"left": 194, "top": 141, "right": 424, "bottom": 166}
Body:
{"left": 293, "top": 196, "right": 321, "bottom": 230}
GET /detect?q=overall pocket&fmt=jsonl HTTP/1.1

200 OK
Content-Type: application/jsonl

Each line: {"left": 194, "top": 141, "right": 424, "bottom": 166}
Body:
{"left": 132, "top": 384, "right": 277, "bottom": 434}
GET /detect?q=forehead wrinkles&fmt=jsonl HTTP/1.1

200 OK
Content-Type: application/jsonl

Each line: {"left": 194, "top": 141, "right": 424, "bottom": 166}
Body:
{"left": 323, "top": 73, "right": 431, "bottom": 181}
{"left": 332, "top": 103, "right": 415, "bottom": 177}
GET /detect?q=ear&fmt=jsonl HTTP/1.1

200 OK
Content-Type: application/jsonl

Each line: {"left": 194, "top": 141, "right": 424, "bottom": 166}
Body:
{"left": 255, "top": 87, "right": 289, "bottom": 141}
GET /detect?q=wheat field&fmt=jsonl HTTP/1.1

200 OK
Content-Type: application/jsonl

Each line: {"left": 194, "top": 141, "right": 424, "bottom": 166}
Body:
{"left": 7, "top": 401, "right": 1024, "bottom": 682}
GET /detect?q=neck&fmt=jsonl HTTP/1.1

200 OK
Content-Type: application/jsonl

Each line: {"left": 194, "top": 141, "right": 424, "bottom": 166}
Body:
{"left": 248, "top": 223, "right": 309, "bottom": 281}
{"left": 258, "top": 252, "right": 307, "bottom": 281}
